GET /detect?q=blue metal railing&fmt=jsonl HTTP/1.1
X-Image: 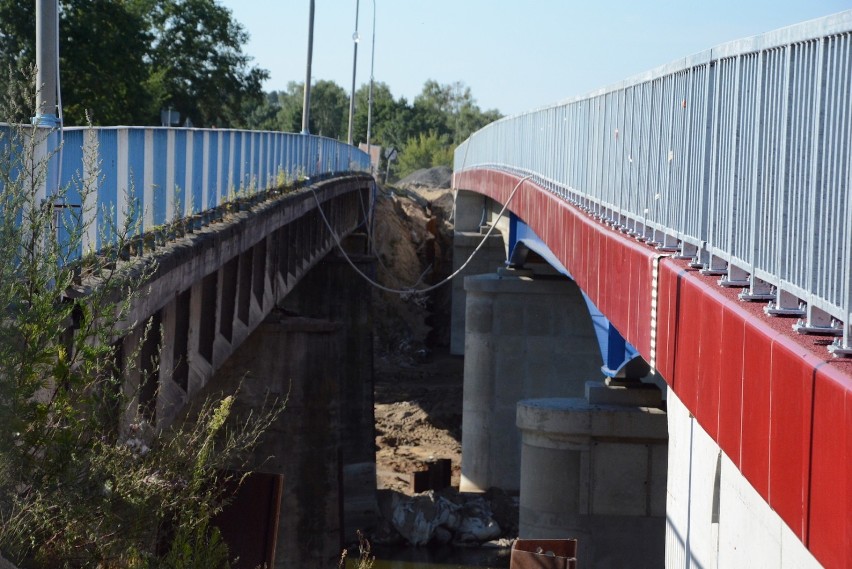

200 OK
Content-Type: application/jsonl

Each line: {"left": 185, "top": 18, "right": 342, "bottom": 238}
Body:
{"left": 1, "top": 124, "right": 370, "bottom": 253}
{"left": 454, "top": 10, "right": 852, "bottom": 356}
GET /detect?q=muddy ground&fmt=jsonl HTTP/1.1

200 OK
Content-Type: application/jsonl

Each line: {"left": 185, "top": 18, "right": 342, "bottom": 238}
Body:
{"left": 369, "top": 182, "right": 466, "bottom": 494}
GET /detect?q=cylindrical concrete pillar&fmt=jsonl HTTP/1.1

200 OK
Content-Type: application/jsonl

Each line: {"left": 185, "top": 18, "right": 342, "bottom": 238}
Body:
{"left": 449, "top": 231, "right": 506, "bottom": 355}
{"left": 460, "top": 273, "right": 602, "bottom": 493}
{"left": 517, "top": 397, "right": 668, "bottom": 568}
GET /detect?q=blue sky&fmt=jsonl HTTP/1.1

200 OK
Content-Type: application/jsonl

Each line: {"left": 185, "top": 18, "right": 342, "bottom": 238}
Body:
{"left": 218, "top": 1, "right": 850, "bottom": 116}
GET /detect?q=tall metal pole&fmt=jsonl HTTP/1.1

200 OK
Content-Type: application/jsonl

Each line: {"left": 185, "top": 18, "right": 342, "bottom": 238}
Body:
{"left": 34, "top": 0, "right": 59, "bottom": 126}
{"left": 366, "top": 0, "right": 376, "bottom": 160}
{"left": 347, "top": 0, "right": 360, "bottom": 145}
{"left": 301, "top": 0, "right": 315, "bottom": 134}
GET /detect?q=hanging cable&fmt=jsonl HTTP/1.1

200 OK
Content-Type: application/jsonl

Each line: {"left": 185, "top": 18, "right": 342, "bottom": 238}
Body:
{"left": 309, "top": 174, "right": 532, "bottom": 296}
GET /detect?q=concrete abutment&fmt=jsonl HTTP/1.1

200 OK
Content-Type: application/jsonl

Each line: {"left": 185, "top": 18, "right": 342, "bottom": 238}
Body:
{"left": 212, "top": 312, "right": 345, "bottom": 569}
{"left": 202, "top": 241, "right": 377, "bottom": 569}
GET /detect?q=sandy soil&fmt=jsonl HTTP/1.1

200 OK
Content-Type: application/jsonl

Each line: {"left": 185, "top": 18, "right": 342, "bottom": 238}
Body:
{"left": 374, "top": 350, "right": 464, "bottom": 493}
{"left": 369, "top": 182, "right": 464, "bottom": 494}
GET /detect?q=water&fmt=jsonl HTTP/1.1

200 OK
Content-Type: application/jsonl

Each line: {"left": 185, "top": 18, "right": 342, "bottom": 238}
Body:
{"left": 345, "top": 544, "right": 510, "bottom": 569}
{"left": 368, "top": 561, "right": 502, "bottom": 569}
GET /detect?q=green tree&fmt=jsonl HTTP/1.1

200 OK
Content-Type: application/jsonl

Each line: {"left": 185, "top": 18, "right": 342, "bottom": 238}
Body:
{"left": 396, "top": 130, "right": 453, "bottom": 179}
{"left": 413, "top": 79, "right": 501, "bottom": 144}
{"left": 144, "top": 0, "right": 268, "bottom": 127}
{"left": 61, "top": 0, "right": 155, "bottom": 125}
{"left": 352, "top": 82, "right": 413, "bottom": 149}
{"left": 0, "top": 0, "right": 154, "bottom": 125}
{"left": 273, "top": 82, "right": 305, "bottom": 133}
{"left": 307, "top": 80, "right": 348, "bottom": 139}
{"left": 0, "top": 0, "right": 267, "bottom": 127}
{"left": 258, "top": 80, "right": 350, "bottom": 138}
{"left": 243, "top": 90, "right": 281, "bottom": 131}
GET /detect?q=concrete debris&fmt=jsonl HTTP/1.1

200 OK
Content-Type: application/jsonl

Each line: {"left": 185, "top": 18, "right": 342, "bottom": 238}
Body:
{"left": 387, "top": 490, "right": 503, "bottom": 547}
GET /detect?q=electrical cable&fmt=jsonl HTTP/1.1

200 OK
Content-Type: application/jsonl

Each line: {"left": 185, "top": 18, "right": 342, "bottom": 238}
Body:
{"left": 355, "top": 177, "right": 431, "bottom": 288}
{"left": 309, "top": 174, "right": 532, "bottom": 296}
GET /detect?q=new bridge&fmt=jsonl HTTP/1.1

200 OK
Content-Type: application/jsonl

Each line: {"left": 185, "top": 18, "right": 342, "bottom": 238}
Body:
{"left": 453, "top": 10, "right": 852, "bottom": 569}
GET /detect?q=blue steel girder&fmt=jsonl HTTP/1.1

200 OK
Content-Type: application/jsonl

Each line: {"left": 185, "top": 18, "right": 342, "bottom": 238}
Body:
{"left": 507, "top": 212, "right": 650, "bottom": 380}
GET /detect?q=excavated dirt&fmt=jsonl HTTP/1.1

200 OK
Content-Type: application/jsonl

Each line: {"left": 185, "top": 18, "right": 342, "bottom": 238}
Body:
{"left": 370, "top": 182, "right": 465, "bottom": 494}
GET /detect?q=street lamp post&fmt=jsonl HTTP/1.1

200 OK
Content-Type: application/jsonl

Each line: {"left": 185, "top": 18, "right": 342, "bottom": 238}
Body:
{"left": 301, "top": 0, "right": 315, "bottom": 134}
{"left": 347, "top": 0, "right": 360, "bottom": 145}
{"left": 35, "top": 0, "right": 59, "bottom": 127}
{"left": 366, "top": 0, "right": 376, "bottom": 162}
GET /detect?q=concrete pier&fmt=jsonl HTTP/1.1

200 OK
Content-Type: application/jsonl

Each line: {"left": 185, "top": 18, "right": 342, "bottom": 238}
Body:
{"left": 460, "top": 272, "right": 602, "bottom": 492}
{"left": 280, "top": 247, "right": 377, "bottom": 541}
{"left": 450, "top": 189, "right": 510, "bottom": 356}
{"left": 208, "top": 311, "right": 345, "bottom": 569}
{"left": 516, "top": 391, "right": 667, "bottom": 568}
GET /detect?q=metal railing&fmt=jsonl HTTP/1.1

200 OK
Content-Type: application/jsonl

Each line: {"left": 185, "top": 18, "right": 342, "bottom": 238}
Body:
{"left": 454, "top": 10, "right": 852, "bottom": 356}
{"left": 1, "top": 124, "right": 371, "bottom": 253}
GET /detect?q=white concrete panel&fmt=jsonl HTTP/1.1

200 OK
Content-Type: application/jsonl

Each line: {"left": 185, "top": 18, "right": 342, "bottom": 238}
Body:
{"left": 718, "top": 453, "right": 781, "bottom": 569}
{"left": 665, "top": 391, "right": 821, "bottom": 569}
{"left": 665, "top": 392, "right": 692, "bottom": 568}
{"left": 686, "top": 408, "right": 721, "bottom": 569}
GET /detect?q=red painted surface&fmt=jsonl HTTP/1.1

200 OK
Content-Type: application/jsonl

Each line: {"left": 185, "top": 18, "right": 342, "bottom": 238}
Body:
{"left": 739, "top": 318, "right": 773, "bottom": 501}
{"left": 670, "top": 274, "right": 702, "bottom": 417}
{"left": 807, "top": 364, "right": 851, "bottom": 567}
{"left": 696, "top": 290, "right": 723, "bottom": 440}
{"left": 456, "top": 168, "right": 852, "bottom": 569}
{"left": 768, "top": 336, "right": 818, "bottom": 541}
{"left": 717, "top": 304, "right": 745, "bottom": 466}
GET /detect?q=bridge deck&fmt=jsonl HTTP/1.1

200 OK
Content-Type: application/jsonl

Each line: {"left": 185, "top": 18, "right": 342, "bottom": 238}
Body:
{"left": 455, "top": 167, "right": 852, "bottom": 568}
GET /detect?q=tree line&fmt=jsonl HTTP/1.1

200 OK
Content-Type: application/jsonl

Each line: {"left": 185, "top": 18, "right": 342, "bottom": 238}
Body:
{"left": 246, "top": 78, "right": 502, "bottom": 180}
{"left": 0, "top": 0, "right": 500, "bottom": 179}
{"left": 0, "top": 0, "right": 266, "bottom": 128}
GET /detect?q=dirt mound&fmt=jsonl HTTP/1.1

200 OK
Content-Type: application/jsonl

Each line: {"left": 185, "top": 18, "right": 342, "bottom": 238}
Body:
{"left": 396, "top": 166, "right": 453, "bottom": 190}
{"left": 370, "top": 182, "right": 464, "bottom": 493}
{"left": 371, "top": 185, "right": 455, "bottom": 358}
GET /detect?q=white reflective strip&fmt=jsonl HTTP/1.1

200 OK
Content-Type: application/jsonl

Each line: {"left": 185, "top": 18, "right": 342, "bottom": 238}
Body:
{"left": 249, "top": 133, "right": 256, "bottom": 191}
{"left": 228, "top": 133, "right": 235, "bottom": 197}
{"left": 166, "top": 130, "right": 175, "bottom": 222}
{"left": 185, "top": 131, "right": 194, "bottom": 215}
{"left": 116, "top": 129, "right": 129, "bottom": 235}
{"left": 144, "top": 129, "right": 154, "bottom": 229}
{"left": 202, "top": 131, "right": 209, "bottom": 211}
{"left": 216, "top": 131, "right": 223, "bottom": 204}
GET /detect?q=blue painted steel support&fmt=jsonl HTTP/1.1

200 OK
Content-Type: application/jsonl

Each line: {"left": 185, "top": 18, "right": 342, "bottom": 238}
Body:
{"left": 507, "top": 211, "right": 519, "bottom": 263}
{"left": 509, "top": 216, "right": 649, "bottom": 379}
